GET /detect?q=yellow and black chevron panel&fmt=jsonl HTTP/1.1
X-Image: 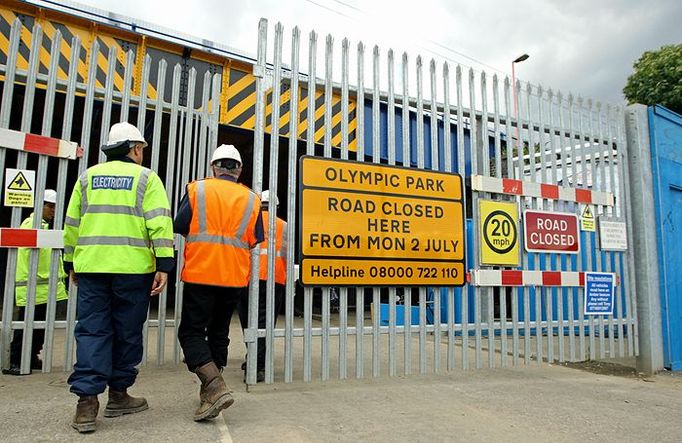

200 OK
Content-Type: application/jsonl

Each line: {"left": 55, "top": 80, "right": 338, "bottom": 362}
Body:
{"left": 224, "top": 67, "right": 357, "bottom": 151}
{"left": 0, "top": 7, "right": 141, "bottom": 97}
{"left": 0, "top": 1, "right": 357, "bottom": 150}
{"left": 0, "top": 3, "right": 166, "bottom": 101}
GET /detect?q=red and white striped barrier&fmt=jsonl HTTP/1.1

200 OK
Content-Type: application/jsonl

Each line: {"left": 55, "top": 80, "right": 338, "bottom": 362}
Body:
{"left": 471, "top": 175, "right": 614, "bottom": 207}
{"left": 0, "top": 128, "right": 81, "bottom": 159}
{"left": 0, "top": 228, "right": 64, "bottom": 249}
{"left": 469, "top": 269, "right": 619, "bottom": 287}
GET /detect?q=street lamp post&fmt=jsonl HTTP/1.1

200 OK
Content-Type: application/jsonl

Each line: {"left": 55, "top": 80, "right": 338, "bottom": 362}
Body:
{"left": 511, "top": 53, "right": 529, "bottom": 173}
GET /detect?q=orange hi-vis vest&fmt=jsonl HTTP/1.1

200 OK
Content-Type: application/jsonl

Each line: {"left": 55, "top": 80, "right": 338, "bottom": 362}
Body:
{"left": 259, "top": 210, "right": 287, "bottom": 285}
{"left": 181, "top": 178, "right": 261, "bottom": 287}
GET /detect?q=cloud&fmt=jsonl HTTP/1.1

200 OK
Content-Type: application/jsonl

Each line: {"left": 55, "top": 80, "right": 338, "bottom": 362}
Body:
{"left": 71, "top": 0, "right": 682, "bottom": 103}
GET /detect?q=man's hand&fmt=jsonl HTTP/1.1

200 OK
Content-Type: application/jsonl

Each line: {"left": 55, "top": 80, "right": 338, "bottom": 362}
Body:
{"left": 69, "top": 270, "right": 78, "bottom": 287}
{"left": 150, "top": 271, "right": 168, "bottom": 296}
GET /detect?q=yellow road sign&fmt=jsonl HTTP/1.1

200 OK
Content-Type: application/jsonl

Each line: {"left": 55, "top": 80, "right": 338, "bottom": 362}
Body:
{"left": 302, "top": 258, "right": 465, "bottom": 286}
{"left": 479, "top": 199, "right": 520, "bottom": 266}
{"left": 300, "top": 156, "right": 465, "bottom": 286}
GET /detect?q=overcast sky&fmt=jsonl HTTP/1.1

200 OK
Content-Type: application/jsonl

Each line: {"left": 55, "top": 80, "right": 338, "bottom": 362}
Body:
{"left": 71, "top": 0, "right": 681, "bottom": 104}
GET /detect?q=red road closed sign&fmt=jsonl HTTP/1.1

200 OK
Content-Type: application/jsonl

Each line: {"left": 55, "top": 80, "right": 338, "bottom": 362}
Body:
{"left": 523, "top": 210, "right": 579, "bottom": 254}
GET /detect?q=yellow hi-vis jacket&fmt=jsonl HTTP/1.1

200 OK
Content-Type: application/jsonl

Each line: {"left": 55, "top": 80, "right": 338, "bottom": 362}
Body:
{"left": 259, "top": 210, "right": 287, "bottom": 285}
{"left": 63, "top": 160, "right": 174, "bottom": 273}
{"left": 15, "top": 213, "right": 68, "bottom": 307}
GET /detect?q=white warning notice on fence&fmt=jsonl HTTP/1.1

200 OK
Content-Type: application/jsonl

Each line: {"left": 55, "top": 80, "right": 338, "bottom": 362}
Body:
{"left": 599, "top": 218, "right": 627, "bottom": 251}
{"left": 4, "top": 168, "right": 35, "bottom": 208}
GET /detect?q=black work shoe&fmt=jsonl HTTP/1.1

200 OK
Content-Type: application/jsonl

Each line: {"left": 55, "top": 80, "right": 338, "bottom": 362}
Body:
{"left": 2, "top": 365, "right": 28, "bottom": 376}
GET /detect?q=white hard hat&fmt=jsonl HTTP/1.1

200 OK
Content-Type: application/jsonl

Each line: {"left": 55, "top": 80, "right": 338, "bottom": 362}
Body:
{"left": 211, "top": 144, "right": 242, "bottom": 165}
{"left": 106, "top": 122, "right": 147, "bottom": 148}
{"left": 261, "top": 190, "right": 279, "bottom": 206}
{"left": 43, "top": 189, "right": 57, "bottom": 204}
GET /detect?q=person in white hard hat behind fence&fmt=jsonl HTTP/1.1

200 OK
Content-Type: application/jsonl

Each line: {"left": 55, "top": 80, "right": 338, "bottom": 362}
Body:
{"left": 2, "top": 189, "right": 68, "bottom": 376}
{"left": 63, "top": 122, "right": 175, "bottom": 433}
{"left": 174, "top": 144, "right": 263, "bottom": 421}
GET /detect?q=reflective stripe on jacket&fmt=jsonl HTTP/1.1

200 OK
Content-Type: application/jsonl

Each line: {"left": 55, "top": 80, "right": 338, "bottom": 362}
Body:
{"left": 181, "top": 178, "right": 261, "bottom": 287}
{"left": 63, "top": 160, "right": 174, "bottom": 274}
{"left": 259, "top": 210, "right": 287, "bottom": 285}
{"left": 15, "top": 214, "right": 68, "bottom": 306}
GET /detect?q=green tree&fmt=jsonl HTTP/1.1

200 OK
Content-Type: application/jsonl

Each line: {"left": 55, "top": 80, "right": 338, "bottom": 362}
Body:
{"left": 623, "top": 44, "right": 682, "bottom": 114}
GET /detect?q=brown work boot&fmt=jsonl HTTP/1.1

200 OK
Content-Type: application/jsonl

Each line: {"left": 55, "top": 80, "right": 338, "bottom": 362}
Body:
{"left": 103, "top": 389, "right": 149, "bottom": 417}
{"left": 71, "top": 395, "right": 99, "bottom": 433}
{"left": 193, "top": 362, "right": 234, "bottom": 421}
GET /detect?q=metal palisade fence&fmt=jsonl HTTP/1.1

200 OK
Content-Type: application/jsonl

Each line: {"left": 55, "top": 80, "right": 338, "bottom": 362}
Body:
{"left": 244, "top": 19, "right": 636, "bottom": 384}
{"left": 0, "top": 16, "right": 637, "bottom": 382}
{"left": 0, "top": 18, "right": 220, "bottom": 375}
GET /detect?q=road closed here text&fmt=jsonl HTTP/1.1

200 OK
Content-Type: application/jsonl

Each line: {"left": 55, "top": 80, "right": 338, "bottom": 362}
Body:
{"left": 302, "top": 189, "right": 464, "bottom": 260}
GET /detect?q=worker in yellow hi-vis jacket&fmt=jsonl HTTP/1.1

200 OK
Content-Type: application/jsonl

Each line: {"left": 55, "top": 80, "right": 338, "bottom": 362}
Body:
{"left": 63, "top": 122, "right": 175, "bottom": 434}
{"left": 2, "top": 189, "right": 68, "bottom": 376}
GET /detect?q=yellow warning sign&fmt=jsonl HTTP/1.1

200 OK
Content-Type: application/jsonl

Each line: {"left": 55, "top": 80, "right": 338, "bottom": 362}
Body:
{"left": 4, "top": 168, "right": 35, "bottom": 208}
{"left": 580, "top": 204, "right": 595, "bottom": 232}
{"left": 479, "top": 199, "right": 520, "bottom": 266}
{"left": 300, "top": 156, "right": 465, "bottom": 287}
{"left": 8, "top": 171, "right": 32, "bottom": 191}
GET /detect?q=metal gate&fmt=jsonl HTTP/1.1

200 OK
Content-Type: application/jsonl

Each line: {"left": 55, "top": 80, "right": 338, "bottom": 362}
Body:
{"left": 0, "top": 17, "right": 220, "bottom": 374}
{"left": 0, "top": 15, "right": 638, "bottom": 382}
{"left": 244, "top": 19, "right": 637, "bottom": 384}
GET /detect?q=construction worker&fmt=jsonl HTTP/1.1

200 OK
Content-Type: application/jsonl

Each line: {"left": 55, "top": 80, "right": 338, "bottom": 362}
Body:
{"left": 2, "top": 189, "right": 68, "bottom": 376}
{"left": 175, "top": 144, "right": 263, "bottom": 422}
{"left": 239, "top": 190, "right": 287, "bottom": 383}
{"left": 63, "top": 122, "right": 175, "bottom": 433}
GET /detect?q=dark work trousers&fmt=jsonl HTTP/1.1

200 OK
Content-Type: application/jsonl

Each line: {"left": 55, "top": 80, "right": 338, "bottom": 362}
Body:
{"left": 238, "top": 281, "right": 285, "bottom": 371}
{"left": 177, "top": 282, "right": 245, "bottom": 372}
{"left": 68, "top": 273, "right": 154, "bottom": 396}
{"left": 9, "top": 301, "right": 66, "bottom": 365}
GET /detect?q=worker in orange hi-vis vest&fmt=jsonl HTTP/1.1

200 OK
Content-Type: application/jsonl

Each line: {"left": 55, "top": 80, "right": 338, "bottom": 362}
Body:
{"left": 238, "top": 190, "right": 286, "bottom": 383}
{"left": 174, "top": 144, "right": 263, "bottom": 422}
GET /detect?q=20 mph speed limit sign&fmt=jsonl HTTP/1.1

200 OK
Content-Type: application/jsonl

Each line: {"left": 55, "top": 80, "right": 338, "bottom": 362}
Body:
{"left": 479, "top": 200, "right": 520, "bottom": 266}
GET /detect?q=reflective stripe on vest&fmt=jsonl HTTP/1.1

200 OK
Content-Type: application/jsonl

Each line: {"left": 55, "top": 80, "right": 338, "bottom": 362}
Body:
{"left": 185, "top": 180, "right": 255, "bottom": 250}
{"left": 81, "top": 168, "right": 151, "bottom": 218}
{"left": 15, "top": 278, "right": 51, "bottom": 287}
{"left": 182, "top": 179, "right": 259, "bottom": 287}
{"left": 76, "top": 168, "right": 153, "bottom": 249}
{"left": 259, "top": 214, "right": 287, "bottom": 284}
{"left": 68, "top": 162, "right": 173, "bottom": 274}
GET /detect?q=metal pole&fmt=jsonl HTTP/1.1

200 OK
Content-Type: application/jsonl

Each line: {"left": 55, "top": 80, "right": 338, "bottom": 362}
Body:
{"left": 512, "top": 63, "right": 518, "bottom": 146}
{"left": 624, "top": 104, "right": 663, "bottom": 375}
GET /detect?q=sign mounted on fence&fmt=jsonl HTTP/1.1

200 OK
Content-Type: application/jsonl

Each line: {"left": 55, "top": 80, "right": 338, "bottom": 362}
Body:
{"left": 599, "top": 219, "right": 628, "bottom": 251}
{"left": 584, "top": 272, "right": 616, "bottom": 315}
{"left": 478, "top": 199, "right": 520, "bottom": 266}
{"left": 4, "top": 168, "right": 35, "bottom": 208}
{"left": 523, "top": 210, "right": 579, "bottom": 254}
{"left": 299, "top": 156, "right": 465, "bottom": 286}
{"left": 580, "top": 204, "right": 596, "bottom": 232}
